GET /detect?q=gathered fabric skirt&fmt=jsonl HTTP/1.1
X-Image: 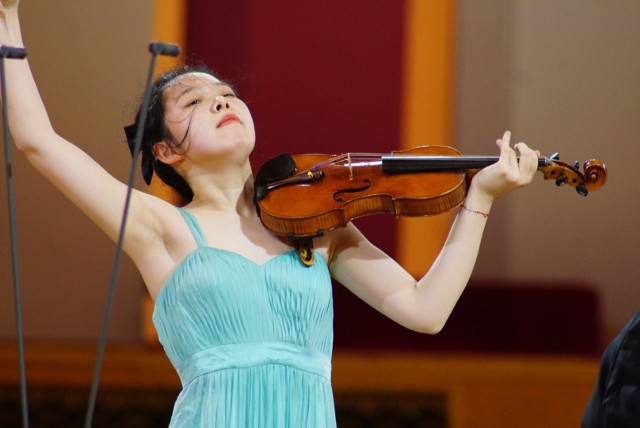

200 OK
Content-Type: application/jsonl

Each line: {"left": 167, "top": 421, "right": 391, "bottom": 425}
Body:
{"left": 168, "top": 342, "right": 336, "bottom": 428}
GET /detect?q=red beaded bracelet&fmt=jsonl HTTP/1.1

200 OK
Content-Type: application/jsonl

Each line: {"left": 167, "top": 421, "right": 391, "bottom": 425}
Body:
{"left": 461, "top": 204, "right": 490, "bottom": 218}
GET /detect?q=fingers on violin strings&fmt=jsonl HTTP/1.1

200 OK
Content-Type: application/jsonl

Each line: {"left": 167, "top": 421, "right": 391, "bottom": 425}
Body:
{"left": 497, "top": 130, "right": 512, "bottom": 148}
{"left": 497, "top": 131, "right": 518, "bottom": 169}
{"left": 514, "top": 142, "right": 538, "bottom": 179}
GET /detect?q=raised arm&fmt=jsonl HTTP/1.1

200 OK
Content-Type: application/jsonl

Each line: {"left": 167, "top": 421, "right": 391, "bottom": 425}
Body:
{"left": 328, "top": 132, "right": 540, "bottom": 334}
{"left": 0, "top": 1, "right": 160, "bottom": 256}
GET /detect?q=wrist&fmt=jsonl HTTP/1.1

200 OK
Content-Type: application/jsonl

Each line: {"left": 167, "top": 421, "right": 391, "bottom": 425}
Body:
{"left": 1, "top": 12, "right": 24, "bottom": 45}
{"left": 464, "top": 184, "right": 495, "bottom": 213}
{"left": 460, "top": 203, "right": 490, "bottom": 219}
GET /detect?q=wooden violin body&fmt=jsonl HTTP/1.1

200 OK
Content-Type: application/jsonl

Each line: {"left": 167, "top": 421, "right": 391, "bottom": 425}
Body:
{"left": 253, "top": 146, "right": 607, "bottom": 239}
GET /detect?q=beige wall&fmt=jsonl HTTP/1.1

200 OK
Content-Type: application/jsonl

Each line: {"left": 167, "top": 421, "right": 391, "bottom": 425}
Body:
{"left": 0, "top": 1, "right": 153, "bottom": 341}
{"left": 1, "top": 0, "right": 639, "bottom": 345}
{"left": 456, "top": 0, "right": 640, "bottom": 343}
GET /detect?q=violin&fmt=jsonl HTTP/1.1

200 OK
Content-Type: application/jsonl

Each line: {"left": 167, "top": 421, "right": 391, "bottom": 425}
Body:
{"left": 253, "top": 146, "right": 607, "bottom": 239}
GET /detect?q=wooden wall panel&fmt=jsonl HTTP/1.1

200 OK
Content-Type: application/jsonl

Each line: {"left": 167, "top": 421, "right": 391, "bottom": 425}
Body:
{"left": 397, "top": 0, "right": 456, "bottom": 276}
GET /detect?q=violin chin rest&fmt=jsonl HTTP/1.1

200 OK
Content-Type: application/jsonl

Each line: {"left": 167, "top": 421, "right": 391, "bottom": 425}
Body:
{"left": 254, "top": 153, "right": 297, "bottom": 193}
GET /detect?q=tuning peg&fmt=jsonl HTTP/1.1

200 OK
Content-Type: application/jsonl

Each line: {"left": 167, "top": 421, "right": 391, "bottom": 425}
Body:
{"left": 555, "top": 174, "right": 568, "bottom": 186}
{"left": 573, "top": 161, "right": 580, "bottom": 170}
{"left": 576, "top": 182, "right": 589, "bottom": 196}
{"left": 549, "top": 152, "right": 560, "bottom": 160}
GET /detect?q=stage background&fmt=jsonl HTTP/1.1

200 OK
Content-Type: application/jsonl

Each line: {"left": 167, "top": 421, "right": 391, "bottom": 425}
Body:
{"left": 0, "top": 0, "right": 638, "bottom": 352}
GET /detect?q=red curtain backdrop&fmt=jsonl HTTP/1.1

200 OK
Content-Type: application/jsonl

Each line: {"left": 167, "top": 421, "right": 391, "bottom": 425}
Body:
{"left": 185, "top": 0, "right": 405, "bottom": 255}
{"left": 181, "top": 1, "right": 600, "bottom": 355}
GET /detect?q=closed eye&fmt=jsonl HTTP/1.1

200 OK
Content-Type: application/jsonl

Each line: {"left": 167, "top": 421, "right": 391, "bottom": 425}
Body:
{"left": 219, "top": 84, "right": 238, "bottom": 99}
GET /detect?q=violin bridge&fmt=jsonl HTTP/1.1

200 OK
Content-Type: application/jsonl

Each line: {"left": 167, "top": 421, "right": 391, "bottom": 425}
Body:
{"left": 347, "top": 152, "right": 354, "bottom": 181}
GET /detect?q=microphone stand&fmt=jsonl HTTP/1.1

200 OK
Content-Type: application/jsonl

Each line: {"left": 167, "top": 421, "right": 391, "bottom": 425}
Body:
{"left": 83, "top": 41, "right": 179, "bottom": 428}
{"left": 0, "top": 45, "right": 30, "bottom": 428}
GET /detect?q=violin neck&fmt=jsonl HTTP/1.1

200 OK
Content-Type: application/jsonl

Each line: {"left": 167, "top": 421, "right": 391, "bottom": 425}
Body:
{"left": 380, "top": 155, "right": 551, "bottom": 174}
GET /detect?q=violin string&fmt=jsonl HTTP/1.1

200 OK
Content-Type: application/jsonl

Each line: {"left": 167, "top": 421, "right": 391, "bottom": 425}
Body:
{"left": 296, "top": 153, "right": 384, "bottom": 175}
{"left": 293, "top": 153, "right": 565, "bottom": 178}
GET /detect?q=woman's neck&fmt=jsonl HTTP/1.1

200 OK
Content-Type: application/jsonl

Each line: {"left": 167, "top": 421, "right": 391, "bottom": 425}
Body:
{"left": 187, "top": 168, "right": 255, "bottom": 214}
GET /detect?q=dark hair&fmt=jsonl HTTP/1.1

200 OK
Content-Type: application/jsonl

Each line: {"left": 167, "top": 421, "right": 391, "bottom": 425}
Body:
{"left": 125, "top": 64, "right": 229, "bottom": 203}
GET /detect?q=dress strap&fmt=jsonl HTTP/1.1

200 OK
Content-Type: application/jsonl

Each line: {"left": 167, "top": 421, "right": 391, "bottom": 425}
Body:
{"left": 176, "top": 207, "right": 207, "bottom": 248}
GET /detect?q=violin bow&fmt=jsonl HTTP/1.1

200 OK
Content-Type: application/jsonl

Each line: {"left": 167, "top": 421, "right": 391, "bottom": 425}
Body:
{"left": 83, "top": 42, "right": 180, "bottom": 428}
{"left": 1, "top": 44, "right": 30, "bottom": 428}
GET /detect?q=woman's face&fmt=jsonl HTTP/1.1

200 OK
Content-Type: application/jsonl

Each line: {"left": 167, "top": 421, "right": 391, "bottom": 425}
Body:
{"left": 161, "top": 72, "right": 256, "bottom": 164}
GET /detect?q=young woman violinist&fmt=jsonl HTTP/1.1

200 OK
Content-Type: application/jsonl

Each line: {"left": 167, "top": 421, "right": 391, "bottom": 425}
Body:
{"left": 0, "top": 1, "right": 540, "bottom": 426}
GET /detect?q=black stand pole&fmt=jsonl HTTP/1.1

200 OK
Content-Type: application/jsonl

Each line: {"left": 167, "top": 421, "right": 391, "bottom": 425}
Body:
{"left": 0, "top": 44, "right": 30, "bottom": 428}
{"left": 83, "top": 41, "right": 179, "bottom": 428}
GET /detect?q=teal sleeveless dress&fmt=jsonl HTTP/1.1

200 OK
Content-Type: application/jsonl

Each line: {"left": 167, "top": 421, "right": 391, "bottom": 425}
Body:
{"left": 153, "top": 208, "right": 336, "bottom": 427}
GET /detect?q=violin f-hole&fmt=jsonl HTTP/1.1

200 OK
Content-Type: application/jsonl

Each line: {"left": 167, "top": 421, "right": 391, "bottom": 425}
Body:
{"left": 333, "top": 179, "right": 372, "bottom": 202}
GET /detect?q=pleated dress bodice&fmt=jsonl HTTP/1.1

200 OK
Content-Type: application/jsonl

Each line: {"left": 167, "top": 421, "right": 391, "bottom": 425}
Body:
{"left": 153, "top": 208, "right": 336, "bottom": 427}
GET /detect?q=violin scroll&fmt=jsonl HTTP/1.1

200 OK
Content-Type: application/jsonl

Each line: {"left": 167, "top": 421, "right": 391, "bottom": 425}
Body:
{"left": 540, "top": 154, "right": 607, "bottom": 196}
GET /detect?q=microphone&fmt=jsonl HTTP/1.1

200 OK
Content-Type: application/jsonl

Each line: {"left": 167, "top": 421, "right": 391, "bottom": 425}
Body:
{"left": 0, "top": 45, "right": 27, "bottom": 59}
{"left": 148, "top": 42, "right": 180, "bottom": 57}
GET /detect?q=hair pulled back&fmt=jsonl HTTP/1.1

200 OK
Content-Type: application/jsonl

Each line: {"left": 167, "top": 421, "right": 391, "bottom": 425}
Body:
{"left": 125, "top": 64, "right": 226, "bottom": 203}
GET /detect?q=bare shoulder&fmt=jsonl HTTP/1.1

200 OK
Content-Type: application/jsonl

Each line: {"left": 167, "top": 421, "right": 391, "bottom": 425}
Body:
{"left": 125, "top": 194, "right": 198, "bottom": 297}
